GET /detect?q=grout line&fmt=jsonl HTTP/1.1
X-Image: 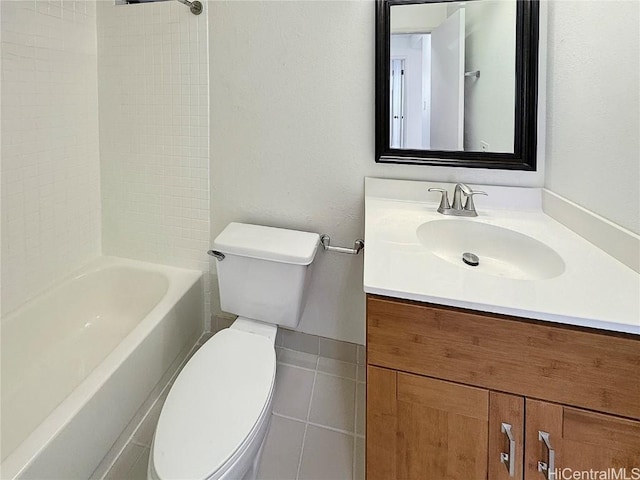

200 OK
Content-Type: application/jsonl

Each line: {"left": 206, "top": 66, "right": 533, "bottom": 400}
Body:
{"left": 271, "top": 412, "right": 308, "bottom": 424}
{"left": 352, "top": 433, "right": 357, "bottom": 480}
{"left": 306, "top": 421, "right": 357, "bottom": 438}
{"left": 317, "top": 372, "right": 358, "bottom": 382}
{"left": 272, "top": 413, "right": 357, "bottom": 438}
{"left": 351, "top": 368, "right": 361, "bottom": 480}
{"left": 296, "top": 423, "right": 309, "bottom": 480}
{"left": 284, "top": 364, "right": 357, "bottom": 382}
{"left": 277, "top": 356, "right": 358, "bottom": 381}
{"left": 276, "top": 361, "right": 317, "bottom": 374}
{"left": 352, "top": 385, "right": 359, "bottom": 479}
{"left": 306, "top": 355, "right": 320, "bottom": 422}
{"left": 295, "top": 355, "right": 319, "bottom": 480}
{"left": 278, "top": 346, "right": 359, "bottom": 366}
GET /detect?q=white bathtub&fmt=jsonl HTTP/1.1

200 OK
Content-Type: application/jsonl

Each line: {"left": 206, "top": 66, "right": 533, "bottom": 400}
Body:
{"left": 1, "top": 257, "right": 203, "bottom": 479}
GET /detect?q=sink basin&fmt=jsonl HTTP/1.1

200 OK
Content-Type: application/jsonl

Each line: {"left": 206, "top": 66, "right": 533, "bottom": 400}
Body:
{"left": 417, "top": 220, "right": 565, "bottom": 280}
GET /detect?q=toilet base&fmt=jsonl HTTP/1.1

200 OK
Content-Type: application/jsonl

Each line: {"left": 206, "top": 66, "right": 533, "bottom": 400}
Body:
{"left": 229, "top": 317, "right": 277, "bottom": 345}
{"left": 235, "top": 414, "right": 271, "bottom": 480}
{"left": 215, "top": 408, "right": 272, "bottom": 480}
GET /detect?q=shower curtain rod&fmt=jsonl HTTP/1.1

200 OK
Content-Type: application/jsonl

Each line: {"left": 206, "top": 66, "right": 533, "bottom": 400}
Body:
{"left": 176, "top": 0, "right": 203, "bottom": 15}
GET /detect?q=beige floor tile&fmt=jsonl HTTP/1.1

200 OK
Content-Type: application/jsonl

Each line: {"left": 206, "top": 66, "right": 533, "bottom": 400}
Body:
{"left": 309, "top": 373, "right": 355, "bottom": 433}
{"left": 216, "top": 316, "right": 235, "bottom": 331}
{"left": 278, "top": 348, "right": 318, "bottom": 370}
{"left": 317, "top": 357, "right": 357, "bottom": 380}
{"left": 355, "top": 382, "right": 365, "bottom": 436}
{"left": 104, "top": 443, "right": 146, "bottom": 480}
{"left": 298, "top": 425, "right": 353, "bottom": 480}
{"left": 319, "top": 338, "right": 357, "bottom": 363}
{"left": 281, "top": 329, "right": 320, "bottom": 355}
{"left": 273, "top": 364, "right": 315, "bottom": 420}
{"left": 356, "top": 345, "right": 365, "bottom": 365}
{"left": 256, "top": 415, "right": 306, "bottom": 480}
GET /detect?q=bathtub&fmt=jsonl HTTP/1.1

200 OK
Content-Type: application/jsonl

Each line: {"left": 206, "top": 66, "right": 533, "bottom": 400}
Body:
{"left": 1, "top": 257, "right": 203, "bottom": 479}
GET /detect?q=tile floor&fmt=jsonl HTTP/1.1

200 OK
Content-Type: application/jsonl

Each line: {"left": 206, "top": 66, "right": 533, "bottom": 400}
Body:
{"left": 104, "top": 345, "right": 365, "bottom": 480}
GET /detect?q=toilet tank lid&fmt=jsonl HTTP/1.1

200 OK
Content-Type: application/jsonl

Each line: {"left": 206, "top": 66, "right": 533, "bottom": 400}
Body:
{"left": 213, "top": 223, "right": 320, "bottom": 265}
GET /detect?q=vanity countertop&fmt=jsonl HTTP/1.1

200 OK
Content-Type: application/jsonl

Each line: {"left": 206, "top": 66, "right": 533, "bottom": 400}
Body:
{"left": 364, "top": 178, "right": 640, "bottom": 335}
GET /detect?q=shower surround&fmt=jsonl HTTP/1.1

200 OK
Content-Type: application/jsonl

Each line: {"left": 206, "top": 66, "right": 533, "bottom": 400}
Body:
{"left": 1, "top": 0, "right": 101, "bottom": 315}
{"left": 97, "top": 0, "right": 210, "bottom": 275}
{"left": 1, "top": 0, "right": 212, "bottom": 322}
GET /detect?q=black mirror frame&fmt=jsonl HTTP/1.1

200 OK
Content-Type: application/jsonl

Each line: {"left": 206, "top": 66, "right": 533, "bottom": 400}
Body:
{"left": 375, "top": 0, "right": 539, "bottom": 170}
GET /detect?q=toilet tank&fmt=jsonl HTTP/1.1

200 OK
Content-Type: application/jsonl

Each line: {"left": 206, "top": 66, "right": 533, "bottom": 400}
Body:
{"left": 212, "top": 223, "right": 320, "bottom": 328}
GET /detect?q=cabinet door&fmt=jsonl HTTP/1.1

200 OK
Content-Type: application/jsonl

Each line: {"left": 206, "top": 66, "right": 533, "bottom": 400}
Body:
{"left": 367, "top": 366, "right": 490, "bottom": 480}
{"left": 367, "top": 365, "right": 398, "bottom": 480}
{"left": 525, "top": 399, "right": 640, "bottom": 480}
{"left": 488, "top": 392, "right": 525, "bottom": 480}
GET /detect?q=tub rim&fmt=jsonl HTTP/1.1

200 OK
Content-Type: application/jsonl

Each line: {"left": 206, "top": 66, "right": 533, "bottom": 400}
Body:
{"left": 1, "top": 256, "right": 202, "bottom": 479}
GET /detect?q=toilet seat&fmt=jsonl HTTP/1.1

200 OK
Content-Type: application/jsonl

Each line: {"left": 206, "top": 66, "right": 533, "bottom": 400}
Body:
{"left": 151, "top": 328, "right": 276, "bottom": 480}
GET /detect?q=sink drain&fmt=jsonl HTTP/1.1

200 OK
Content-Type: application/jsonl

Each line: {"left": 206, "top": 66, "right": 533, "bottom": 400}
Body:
{"left": 462, "top": 252, "right": 480, "bottom": 266}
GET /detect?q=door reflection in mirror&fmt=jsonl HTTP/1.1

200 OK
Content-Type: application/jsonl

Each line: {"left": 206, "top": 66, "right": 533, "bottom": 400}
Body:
{"left": 390, "top": 35, "right": 431, "bottom": 150}
{"left": 389, "top": 0, "right": 516, "bottom": 153}
{"left": 389, "top": 58, "right": 406, "bottom": 148}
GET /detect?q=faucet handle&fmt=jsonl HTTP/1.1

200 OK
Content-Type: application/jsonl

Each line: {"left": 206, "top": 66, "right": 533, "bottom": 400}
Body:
{"left": 428, "top": 188, "right": 451, "bottom": 214}
{"left": 463, "top": 190, "right": 488, "bottom": 213}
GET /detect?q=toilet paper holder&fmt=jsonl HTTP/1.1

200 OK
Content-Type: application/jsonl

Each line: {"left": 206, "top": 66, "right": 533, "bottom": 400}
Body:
{"left": 320, "top": 235, "right": 364, "bottom": 255}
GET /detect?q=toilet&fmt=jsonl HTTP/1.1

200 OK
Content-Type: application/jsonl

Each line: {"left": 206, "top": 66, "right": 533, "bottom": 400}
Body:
{"left": 148, "top": 222, "right": 320, "bottom": 480}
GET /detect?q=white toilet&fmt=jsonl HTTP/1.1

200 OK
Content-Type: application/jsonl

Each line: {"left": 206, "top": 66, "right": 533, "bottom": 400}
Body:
{"left": 148, "top": 222, "right": 320, "bottom": 480}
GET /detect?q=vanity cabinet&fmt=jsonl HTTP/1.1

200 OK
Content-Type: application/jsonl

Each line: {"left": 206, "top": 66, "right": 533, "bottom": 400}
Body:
{"left": 366, "top": 295, "right": 640, "bottom": 480}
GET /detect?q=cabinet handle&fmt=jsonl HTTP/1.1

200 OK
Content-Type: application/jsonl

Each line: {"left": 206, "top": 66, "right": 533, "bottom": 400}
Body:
{"left": 537, "top": 431, "right": 555, "bottom": 480}
{"left": 500, "top": 423, "right": 516, "bottom": 477}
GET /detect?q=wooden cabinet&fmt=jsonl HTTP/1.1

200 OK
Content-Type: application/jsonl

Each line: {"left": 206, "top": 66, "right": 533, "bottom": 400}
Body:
{"left": 366, "top": 295, "right": 640, "bottom": 480}
{"left": 489, "top": 392, "right": 525, "bottom": 480}
{"left": 367, "top": 367, "right": 490, "bottom": 480}
{"left": 524, "top": 400, "right": 640, "bottom": 479}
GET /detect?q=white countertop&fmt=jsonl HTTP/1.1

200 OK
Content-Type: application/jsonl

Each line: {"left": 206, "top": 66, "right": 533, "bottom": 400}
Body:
{"left": 364, "top": 178, "right": 640, "bottom": 335}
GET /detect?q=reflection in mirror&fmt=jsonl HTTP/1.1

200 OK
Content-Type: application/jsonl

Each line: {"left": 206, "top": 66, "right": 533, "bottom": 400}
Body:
{"left": 389, "top": 1, "right": 517, "bottom": 153}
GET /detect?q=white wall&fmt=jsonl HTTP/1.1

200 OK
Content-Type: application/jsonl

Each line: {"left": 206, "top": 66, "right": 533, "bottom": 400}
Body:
{"left": 1, "top": 0, "right": 101, "bottom": 315}
{"left": 209, "top": 0, "right": 545, "bottom": 344}
{"left": 97, "top": 1, "right": 212, "bottom": 319}
{"left": 390, "top": 3, "right": 447, "bottom": 33}
{"left": 464, "top": 0, "right": 517, "bottom": 152}
{"left": 545, "top": 0, "right": 639, "bottom": 235}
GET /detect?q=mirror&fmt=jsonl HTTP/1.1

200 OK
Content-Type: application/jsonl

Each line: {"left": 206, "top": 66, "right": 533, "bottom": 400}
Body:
{"left": 376, "top": 0, "right": 540, "bottom": 170}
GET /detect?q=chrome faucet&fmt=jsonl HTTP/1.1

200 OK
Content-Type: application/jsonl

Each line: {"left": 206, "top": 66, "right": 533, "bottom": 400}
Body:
{"left": 428, "top": 183, "right": 487, "bottom": 217}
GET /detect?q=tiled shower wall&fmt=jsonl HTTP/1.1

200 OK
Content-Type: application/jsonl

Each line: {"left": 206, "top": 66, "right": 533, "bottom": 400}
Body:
{"left": 96, "top": 0, "right": 211, "bottom": 320}
{"left": 1, "top": 0, "right": 101, "bottom": 315}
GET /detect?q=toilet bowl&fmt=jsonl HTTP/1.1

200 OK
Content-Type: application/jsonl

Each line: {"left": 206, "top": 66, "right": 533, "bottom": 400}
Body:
{"left": 148, "top": 223, "right": 319, "bottom": 480}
